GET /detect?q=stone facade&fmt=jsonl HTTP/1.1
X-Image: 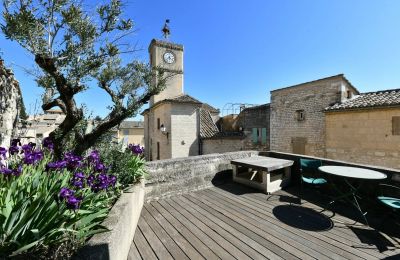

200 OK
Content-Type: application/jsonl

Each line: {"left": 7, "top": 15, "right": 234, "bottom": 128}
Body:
{"left": 238, "top": 104, "right": 270, "bottom": 150}
{"left": 202, "top": 138, "right": 244, "bottom": 154}
{"left": 148, "top": 39, "right": 184, "bottom": 106}
{"left": 0, "top": 59, "right": 21, "bottom": 147}
{"left": 270, "top": 75, "right": 358, "bottom": 157}
{"left": 325, "top": 108, "right": 400, "bottom": 169}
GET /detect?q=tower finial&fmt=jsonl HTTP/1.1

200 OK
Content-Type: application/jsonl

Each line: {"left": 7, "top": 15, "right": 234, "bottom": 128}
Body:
{"left": 162, "top": 19, "right": 170, "bottom": 40}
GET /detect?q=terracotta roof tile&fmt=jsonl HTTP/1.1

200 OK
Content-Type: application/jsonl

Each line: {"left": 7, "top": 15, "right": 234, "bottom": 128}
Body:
{"left": 199, "top": 109, "right": 219, "bottom": 138}
{"left": 325, "top": 89, "right": 400, "bottom": 111}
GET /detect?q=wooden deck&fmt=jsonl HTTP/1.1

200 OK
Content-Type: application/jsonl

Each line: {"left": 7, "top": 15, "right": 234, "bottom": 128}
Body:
{"left": 129, "top": 183, "right": 400, "bottom": 259}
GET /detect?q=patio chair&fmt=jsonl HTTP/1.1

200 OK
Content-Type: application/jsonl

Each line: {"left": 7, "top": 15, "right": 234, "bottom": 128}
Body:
{"left": 299, "top": 159, "right": 327, "bottom": 204}
{"left": 377, "top": 183, "right": 400, "bottom": 226}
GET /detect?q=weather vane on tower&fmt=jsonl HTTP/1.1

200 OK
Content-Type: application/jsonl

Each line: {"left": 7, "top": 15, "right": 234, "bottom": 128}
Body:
{"left": 162, "top": 19, "right": 170, "bottom": 40}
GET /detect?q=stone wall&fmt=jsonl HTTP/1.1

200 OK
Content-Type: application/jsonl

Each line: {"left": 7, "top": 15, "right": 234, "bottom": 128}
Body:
{"left": 270, "top": 75, "right": 357, "bottom": 157}
{"left": 238, "top": 104, "right": 270, "bottom": 150}
{"left": 325, "top": 108, "right": 400, "bottom": 169}
{"left": 144, "top": 151, "right": 258, "bottom": 201}
{"left": 202, "top": 138, "right": 244, "bottom": 154}
{"left": 0, "top": 59, "right": 21, "bottom": 147}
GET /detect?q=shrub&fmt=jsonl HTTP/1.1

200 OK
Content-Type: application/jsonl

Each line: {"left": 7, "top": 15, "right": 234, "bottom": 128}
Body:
{"left": 97, "top": 141, "right": 146, "bottom": 189}
{"left": 0, "top": 138, "right": 119, "bottom": 257}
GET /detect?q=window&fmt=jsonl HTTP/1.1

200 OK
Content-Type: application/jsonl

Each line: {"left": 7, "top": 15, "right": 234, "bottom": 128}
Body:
{"left": 347, "top": 90, "right": 352, "bottom": 99}
{"left": 252, "top": 128, "right": 258, "bottom": 144}
{"left": 36, "top": 133, "right": 43, "bottom": 139}
{"left": 296, "top": 110, "right": 305, "bottom": 121}
{"left": 392, "top": 117, "right": 400, "bottom": 135}
{"left": 123, "top": 129, "right": 129, "bottom": 135}
{"left": 261, "top": 128, "right": 267, "bottom": 145}
{"left": 157, "top": 118, "right": 160, "bottom": 129}
{"left": 157, "top": 142, "right": 160, "bottom": 160}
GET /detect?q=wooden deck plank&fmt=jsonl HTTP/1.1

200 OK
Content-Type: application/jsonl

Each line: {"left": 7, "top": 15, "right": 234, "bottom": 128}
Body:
{"left": 172, "top": 195, "right": 272, "bottom": 260}
{"left": 144, "top": 204, "right": 205, "bottom": 260}
{"left": 127, "top": 241, "right": 142, "bottom": 260}
{"left": 137, "top": 216, "right": 173, "bottom": 260}
{"left": 211, "top": 186, "right": 385, "bottom": 259}
{"left": 158, "top": 199, "right": 236, "bottom": 260}
{"left": 207, "top": 188, "right": 366, "bottom": 260}
{"left": 141, "top": 207, "right": 190, "bottom": 260}
{"left": 184, "top": 193, "right": 291, "bottom": 260}
{"left": 133, "top": 226, "right": 157, "bottom": 260}
{"left": 150, "top": 201, "right": 220, "bottom": 260}
{"left": 194, "top": 189, "right": 340, "bottom": 260}
{"left": 246, "top": 189, "right": 397, "bottom": 258}
{"left": 165, "top": 198, "right": 253, "bottom": 260}
{"left": 131, "top": 182, "right": 400, "bottom": 260}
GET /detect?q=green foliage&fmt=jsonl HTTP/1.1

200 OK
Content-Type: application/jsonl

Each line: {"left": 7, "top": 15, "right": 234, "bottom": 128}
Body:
{"left": 97, "top": 141, "right": 146, "bottom": 188}
{"left": 0, "top": 153, "right": 118, "bottom": 257}
{"left": 1, "top": 0, "right": 169, "bottom": 156}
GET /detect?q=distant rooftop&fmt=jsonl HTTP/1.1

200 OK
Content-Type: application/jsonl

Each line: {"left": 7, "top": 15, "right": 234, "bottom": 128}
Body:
{"left": 326, "top": 88, "right": 400, "bottom": 111}
{"left": 271, "top": 74, "right": 359, "bottom": 94}
{"left": 142, "top": 94, "right": 219, "bottom": 115}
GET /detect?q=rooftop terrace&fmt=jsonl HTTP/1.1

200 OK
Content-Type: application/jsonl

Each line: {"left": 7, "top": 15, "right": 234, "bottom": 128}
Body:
{"left": 129, "top": 182, "right": 400, "bottom": 259}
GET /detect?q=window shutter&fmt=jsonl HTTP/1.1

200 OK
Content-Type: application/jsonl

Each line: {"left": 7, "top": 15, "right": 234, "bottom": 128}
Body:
{"left": 392, "top": 117, "right": 400, "bottom": 135}
{"left": 252, "top": 128, "right": 258, "bottom": 144}
{"left": 261, "top": 128, "right": 267, "bottom": 145}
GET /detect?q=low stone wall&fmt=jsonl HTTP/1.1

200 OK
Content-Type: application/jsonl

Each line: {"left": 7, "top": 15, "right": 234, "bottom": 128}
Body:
{"left": 145, "top": 151, "right": 259, "bottom": 201}
{"left": 75, "top": 179, "right": 145, "bottom": 260}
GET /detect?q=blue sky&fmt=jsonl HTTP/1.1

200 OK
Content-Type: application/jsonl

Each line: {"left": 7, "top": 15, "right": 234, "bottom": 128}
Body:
{"left": 1, "top": 0, "right": 400, "bottom": 119}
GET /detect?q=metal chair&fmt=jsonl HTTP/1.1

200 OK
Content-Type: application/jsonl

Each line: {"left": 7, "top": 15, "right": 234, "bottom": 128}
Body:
{"left": 377, "top": 183, "right": 400, "bottom": 226}
{"left": 299, "top": 159, "right": 327, "bottom": 204}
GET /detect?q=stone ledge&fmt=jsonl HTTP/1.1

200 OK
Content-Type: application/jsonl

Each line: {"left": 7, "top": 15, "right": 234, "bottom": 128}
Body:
{"left": 145, "top": 151, "right": 259, "bottom": 201}
{"left": 74, "top": 179, "right": 145, "bottom": 260}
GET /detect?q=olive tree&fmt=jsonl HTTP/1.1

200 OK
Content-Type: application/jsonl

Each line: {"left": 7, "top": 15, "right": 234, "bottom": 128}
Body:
{"left": 1, "top": 0, "right": 168, "bottom": 156}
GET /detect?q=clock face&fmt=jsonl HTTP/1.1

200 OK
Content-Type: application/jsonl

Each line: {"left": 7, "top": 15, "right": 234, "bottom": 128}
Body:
{"left": 163, "top": 52, "right": 175, "bottom": 64}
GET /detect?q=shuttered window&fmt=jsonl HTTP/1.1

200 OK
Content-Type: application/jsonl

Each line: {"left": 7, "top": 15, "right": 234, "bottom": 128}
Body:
{"left": 392, "top": 117, "right": 400, "bottom": 135}
{"left": 252, "top": 128, "right": 258, "bottom": 144}
{"left": 261, "top": 128, "right": 267, "bottom": 145}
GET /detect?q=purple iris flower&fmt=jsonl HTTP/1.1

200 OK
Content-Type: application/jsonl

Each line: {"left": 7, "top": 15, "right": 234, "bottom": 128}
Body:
{"left": 24, "top": 150, "right": 44, "bottom": 165}
{"left": 0, "top": 147, "right": 7, "bottom": 159}
{"left": 109, "top": 175, "right": 117, "bottom": 187}
{"left": 42, "top": 137, "right": 54, "bottom": 151}
{"left": 11, "top": 139, "right": 21, "bottom": 147}
{"left": 0, "top": 167, "right": 13, "bottom": 175}
{"left": 128, "top": 144, "right": 144, "bottom": 155}
{"left": 12, "top": 166, "right": 22, "bottom": 176}
{"left": 9, "top": 145, "right": 19, "bottom": 155}
{"left": 87, "top": 150, "right": 100, "bottom": 164}
{"left": 66, "top": 195, "right": 82, "bottom": 210}
{"left": 46, "top": 160, "right": 68, "bottom": 171}
{"left": 21, "top": 144, "right": 34, "bottom": 154}
{"left": 71, "top": 172, "right": 85, "bottom": 188}
{"left": 59, "top": 187, "right": 75, "bottom": 199}
{"left": 64, "top": 152, "right": 83, "bottom": 170}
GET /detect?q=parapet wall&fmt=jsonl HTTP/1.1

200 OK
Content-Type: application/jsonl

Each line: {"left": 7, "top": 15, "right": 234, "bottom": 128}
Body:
{"left": 145, "top": 151, "right": 259, "bottom": 201}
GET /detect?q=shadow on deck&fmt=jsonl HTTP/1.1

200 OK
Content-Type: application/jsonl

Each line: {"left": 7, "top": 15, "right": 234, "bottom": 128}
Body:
{"left": 129, "top": 182, "right": 400, "bottom": 260}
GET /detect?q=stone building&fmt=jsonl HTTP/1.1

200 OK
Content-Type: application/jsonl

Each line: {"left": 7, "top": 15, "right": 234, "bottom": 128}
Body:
{"left": 18, "top": 109, "right": 65, "bottom": 143}
{"left": 325, "top": 89, "right": 400, "bottom": 169}
{"left": 0, "top": 59, "right": 22, "bottom": 147}
{"left": 110, "top": 121, "right": 145, "bottom": 146}
{"left": 142, "top": 39, "right": 219, "bottom": 160}
{"left": 270, "top": 74, "right": 359, "bottom": 157}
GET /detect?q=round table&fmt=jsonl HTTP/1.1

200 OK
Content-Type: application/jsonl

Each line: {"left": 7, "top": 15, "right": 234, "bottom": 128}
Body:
{"left": 319, "top": 166, "right": 387, "bottom": 180}
{"left": 318, "top": 166, "right": 387, "bottom": 225}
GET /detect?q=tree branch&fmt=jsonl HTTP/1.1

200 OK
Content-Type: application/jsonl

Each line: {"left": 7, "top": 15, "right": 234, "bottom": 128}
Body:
{"left": 42, "top": 97, "right": 67, "bottom": 113}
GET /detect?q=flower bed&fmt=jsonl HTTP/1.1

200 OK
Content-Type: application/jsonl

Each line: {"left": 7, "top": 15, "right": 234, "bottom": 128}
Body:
{"left": 0, "top": 138, "right": 145, "bottom": 258}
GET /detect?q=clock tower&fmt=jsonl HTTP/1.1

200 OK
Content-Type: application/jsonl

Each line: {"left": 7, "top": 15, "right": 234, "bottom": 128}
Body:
{"left": 148, "top": 39, "right": 184, "bottom": 106}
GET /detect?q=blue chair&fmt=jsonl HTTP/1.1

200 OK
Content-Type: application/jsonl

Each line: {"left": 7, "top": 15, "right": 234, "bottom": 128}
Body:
{"left": 377, "top": 184, "right": 400, "bottom": 225}
{"left": 299, "top": 159, "right": 327, "bottom": 204}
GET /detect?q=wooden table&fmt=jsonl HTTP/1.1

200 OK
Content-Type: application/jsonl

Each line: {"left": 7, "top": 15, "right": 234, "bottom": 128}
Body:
{"left": 231, "top": 156, "right": 294, "bottom": 194}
